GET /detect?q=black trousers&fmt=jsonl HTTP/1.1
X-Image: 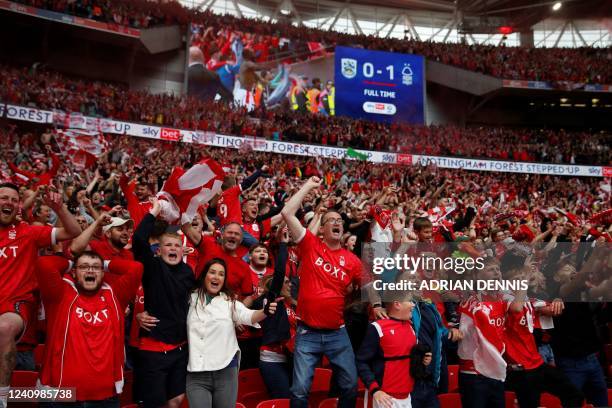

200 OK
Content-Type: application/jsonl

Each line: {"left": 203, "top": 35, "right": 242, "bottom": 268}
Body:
{"left": 505, "top": 364, "right": 584, "bottom": 408}
{"left": 238, "top": 337, "right": 262, "bottom": 369}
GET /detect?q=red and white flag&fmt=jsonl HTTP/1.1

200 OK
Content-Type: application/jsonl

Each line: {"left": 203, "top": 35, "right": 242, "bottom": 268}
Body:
{"left": 54, "top": 129, "right": 109, "bottom": 170}
{"left": 428, "top": 205, "right": 456, "bottom": 225}
{"left": 157, "top": 158, "right": 225, "bottom": 224}
{"left": 458, "top": 297, "right": 507, "bottom": 381}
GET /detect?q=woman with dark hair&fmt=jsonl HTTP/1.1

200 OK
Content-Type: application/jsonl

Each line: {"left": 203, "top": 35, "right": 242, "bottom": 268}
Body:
{"left": 186, "top": 258, "right": 278, "bottom": 408}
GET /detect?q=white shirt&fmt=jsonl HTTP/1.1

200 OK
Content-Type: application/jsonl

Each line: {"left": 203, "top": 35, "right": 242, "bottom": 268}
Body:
{"left": 187, "top": 292, "right": 260, "bottom": 372}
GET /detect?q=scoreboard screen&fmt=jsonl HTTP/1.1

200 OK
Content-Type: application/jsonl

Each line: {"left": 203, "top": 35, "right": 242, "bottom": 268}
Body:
{"left": 334, "top": 46, "right": 425, "bottom": 124}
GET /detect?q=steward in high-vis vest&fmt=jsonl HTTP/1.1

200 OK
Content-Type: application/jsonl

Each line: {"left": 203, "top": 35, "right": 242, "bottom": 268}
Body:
{"left": 290, "top": 84, "right": 308, "bottom": 113}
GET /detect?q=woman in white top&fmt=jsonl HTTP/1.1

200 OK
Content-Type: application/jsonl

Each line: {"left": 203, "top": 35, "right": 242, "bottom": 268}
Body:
{"left": 186, "top": 257, "right": 278, "bottom": 408}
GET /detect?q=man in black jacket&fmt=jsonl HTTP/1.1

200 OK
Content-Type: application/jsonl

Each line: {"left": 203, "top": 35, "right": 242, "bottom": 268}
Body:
{"left": 132, "top": 198, "right": 195, "bottom": 408}
{"left": 187, "top": 46, "right": 233, "bottom": 102}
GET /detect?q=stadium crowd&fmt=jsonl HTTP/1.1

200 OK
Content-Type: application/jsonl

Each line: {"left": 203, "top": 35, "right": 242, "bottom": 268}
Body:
{"left": 13, "top": 0, "right": 188, "bottom": 28}
{"left": 11, "top": 0, "right": 612, "bottom": 83}
{"left": 0, "top": 123, "right": 610, "bottom": 408}
{"left": 1, "top": 64, "right": 609, "bottom": 165}
{"left": 189, "top": 16, "right": 612, "bottom": 84}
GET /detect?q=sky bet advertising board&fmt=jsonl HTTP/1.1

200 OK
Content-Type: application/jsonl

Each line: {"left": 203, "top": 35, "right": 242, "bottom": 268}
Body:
{"left": 334, "top": 46, "right": 425, "bottom": 124}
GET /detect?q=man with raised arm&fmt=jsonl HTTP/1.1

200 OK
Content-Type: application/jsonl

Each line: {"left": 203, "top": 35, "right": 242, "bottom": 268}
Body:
{"left": 0, "top": 182, "right": 80, "bottom": 408}
{"left": 281, "top": 176, "right": 362, "bottom": 408}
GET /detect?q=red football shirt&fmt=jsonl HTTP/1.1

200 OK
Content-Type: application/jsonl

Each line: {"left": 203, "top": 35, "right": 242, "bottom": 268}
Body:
{"left": 0, "top": 222, "right": 54, "bottom": 304}
{"left": 196, "top": 235, "right": 253, "bottom": 296}
{"left": 128, "top": 285, "right": 145, "bottom": 348}
{"left": 63, "top": 294, "right": 117, "bottom": 401}
{"left": 90, "top": 238, "right": 134, "bottom": 262}
{"left": 181, "top": 234, "right": 200, "bottom": 273}
{"left": 295, "top": 230, "right": 362, "bottom": 329}
{"left": 243, "top": 218, "right": 271, "bottom": 242}
{"left": 250, "top": 265, "right": 273, "bottom": 294}
{"left": 503, "top": 301, "right": 544, "bottom": 370}
{"left": 217, "top": 186, "right": 242, "bottom": 227}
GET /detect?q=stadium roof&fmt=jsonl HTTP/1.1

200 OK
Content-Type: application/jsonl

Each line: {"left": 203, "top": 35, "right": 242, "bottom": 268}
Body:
{"left": 232, "top": 0, "right": 611, "bottom": 30}
{"left": 183, "top": 0, "right": 610, "bottom": 46}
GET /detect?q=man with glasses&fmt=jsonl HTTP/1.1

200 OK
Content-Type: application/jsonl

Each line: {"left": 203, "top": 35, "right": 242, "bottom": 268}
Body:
{"left": 36, "top": 251, "right": 142, "bottom": 408}
{"left": 281, "top": 176, "right": 362, "bottom": 408}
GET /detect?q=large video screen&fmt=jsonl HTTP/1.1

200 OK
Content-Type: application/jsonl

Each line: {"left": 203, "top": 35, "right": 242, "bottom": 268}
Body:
{"left": 186, "top": 23, "right": 330, "bottom": 111}
{"left": 335, "top": 46, "right": 425, "bottom": 124}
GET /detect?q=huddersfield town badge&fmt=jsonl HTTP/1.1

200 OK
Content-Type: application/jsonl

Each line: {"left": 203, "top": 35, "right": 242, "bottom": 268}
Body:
{"left": 341, "top": 58, "right": 357, "bottom": 79}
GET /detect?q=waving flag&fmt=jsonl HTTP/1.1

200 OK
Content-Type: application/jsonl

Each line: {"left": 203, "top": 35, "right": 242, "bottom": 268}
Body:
{"left": 157, "top": 158, "right": 225, "bottom": 224}
{"left": 428, "top": 205, "right": 456, "bottom": 225}
{"left": 554, "top": 207, "right": 580, "bottom": 226}
{"left": 54, "top": 129, "right": 109, "bottom": 170}
{"left": 266, "top": 65, "right": 291, "bottom": 107}
{"left": 346, "top": 147, "right": 368, "bottom": 161}
{"left": 458, "top": 297, "right": 507, "bottom": 381}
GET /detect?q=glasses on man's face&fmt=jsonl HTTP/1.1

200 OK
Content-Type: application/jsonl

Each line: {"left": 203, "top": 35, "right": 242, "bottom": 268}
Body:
{"left": 322, "top": 218, "right": 343, "bottom": 226}
{"left": 76, "top": 264, "right": 103, "bottom": 272}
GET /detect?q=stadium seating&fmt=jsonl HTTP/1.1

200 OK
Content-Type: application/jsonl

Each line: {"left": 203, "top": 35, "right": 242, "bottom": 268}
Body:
{"left": 238, "top": 369, "right": 267, "bottom": 399}
{"left": 539, "top": 393, "right": 561, "bottom": 408}
{"left": 240, "top": 391, "right": 272, "bottom": 408}
{"left": 504, "top": 391, "right": 517, "bottom": 408}
{"left": 120, "top": 370, "right": 134, "bottom": 406}
{"left": 318, "top": 397, "right": 338, "bottom": 408}
{"left": 10, "top": 371, "right": 38, "bottom": 387}
{"left": 438, "top": 392, "right": 462, "bottom": 408}
{"left": 255, "top": 399, "right": 290, "bottom": 408}
{"left": 447, "top": 364, "right": 459, "bottom": 392}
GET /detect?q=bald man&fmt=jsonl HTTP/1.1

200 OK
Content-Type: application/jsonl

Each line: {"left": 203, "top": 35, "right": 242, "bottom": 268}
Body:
{"left": 187, "top": 46, "right": 232, "bottom": 102}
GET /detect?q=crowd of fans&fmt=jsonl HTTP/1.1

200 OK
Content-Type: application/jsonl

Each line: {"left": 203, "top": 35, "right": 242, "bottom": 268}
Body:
{"left": 0, "top": 123, "right": 610, "bottom": 408}
{"left": 13, "top": 0, "right": 188, "bottom": 28}
{"left": 11, "top": 0, "right": 612, "bottom": 83}
{"left": 2, "top": 64, "right": 609, "bottom": 165}
{"left": 189, "top": 14, "right": 612, "bottom": 84}
{"left": 1, "top": 3, "right": 611, "bottom": 408}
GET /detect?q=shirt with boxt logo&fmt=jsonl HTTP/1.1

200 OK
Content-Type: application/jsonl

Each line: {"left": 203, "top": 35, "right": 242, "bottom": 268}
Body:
{"left": 295, "top": 230, "right": 362, "bottom": 329}
{"left": 0, "top": 222, "right": 55, "bottom": 304}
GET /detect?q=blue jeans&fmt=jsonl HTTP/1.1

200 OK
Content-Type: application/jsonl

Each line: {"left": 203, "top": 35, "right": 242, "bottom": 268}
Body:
{"left": 260, "top": 360, "right": 293, "bottom": 399}
{"left": 15, "top": 350, "right": 35, "bottom": 370}
{"left": 458, "top": 373, "right": 504, "bottom": 408}
{"left": 556, "top": 353, "right": 608, "bottom": 407}
{"left": 538, "top": 344, "right": 555, "bottom": 366}
{"left": 40, "top": 396, "right": 119, "bottom": 408}
{"left": 410, "top": 380, "right": 439, "bottom": 408}
{"left": 290, "top": 325, "right": 357, "bottom": 408}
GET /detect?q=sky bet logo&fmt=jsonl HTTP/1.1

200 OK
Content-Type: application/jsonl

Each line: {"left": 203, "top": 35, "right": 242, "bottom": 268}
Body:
{"left": 161, "top": 128, "right": 181, "bottom": 141}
